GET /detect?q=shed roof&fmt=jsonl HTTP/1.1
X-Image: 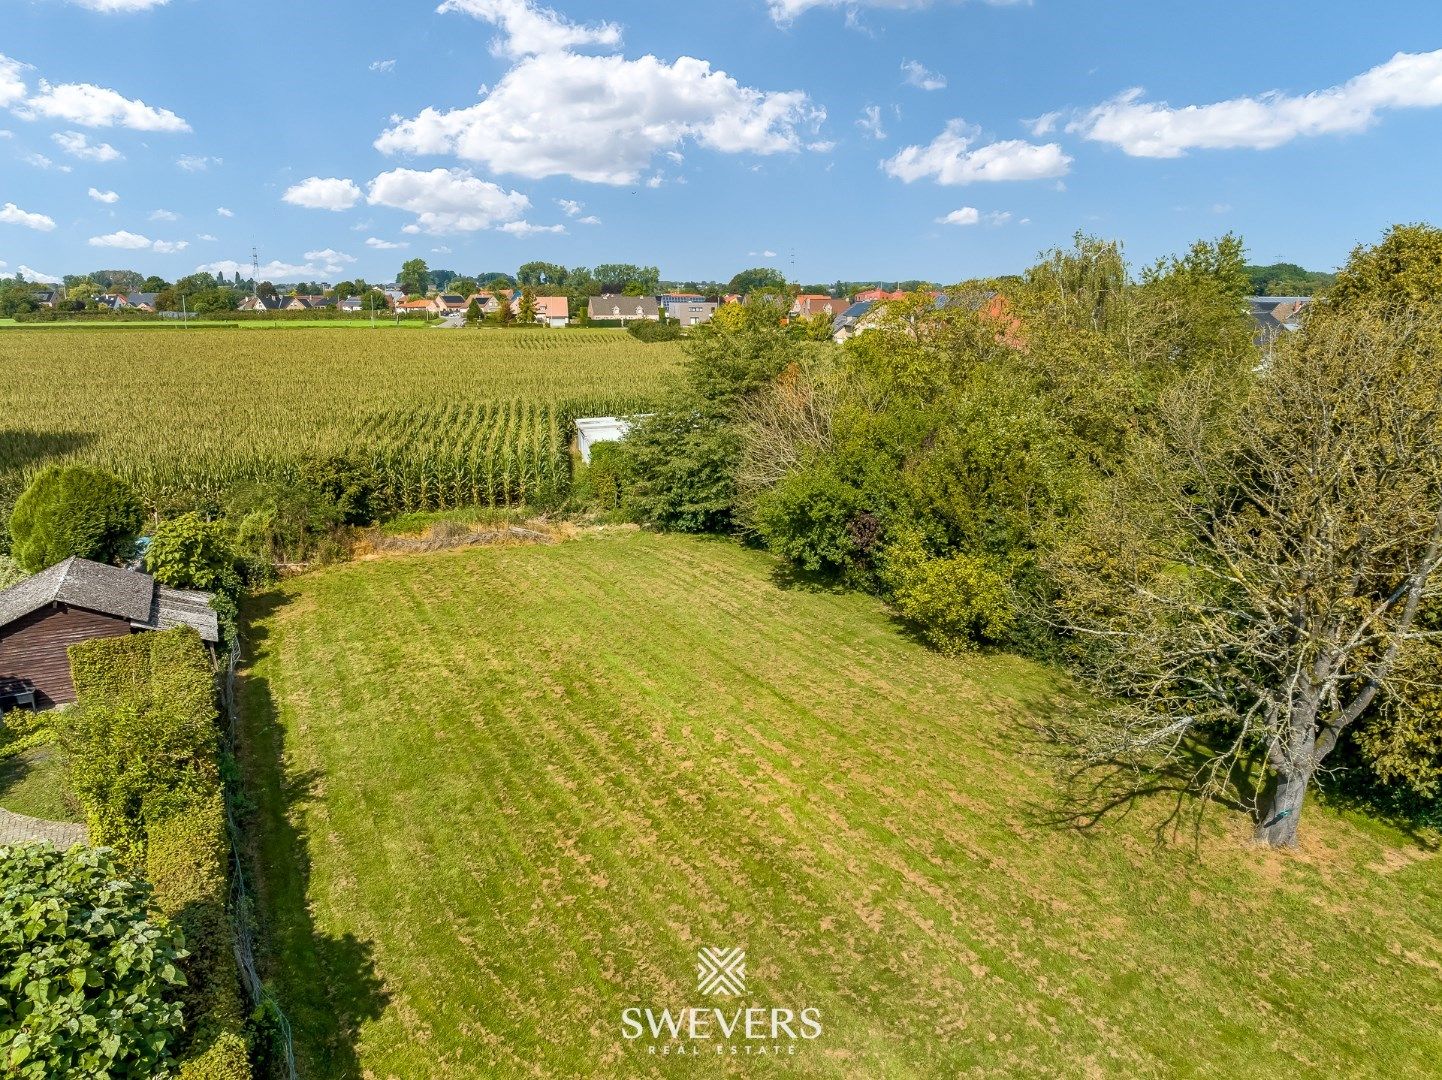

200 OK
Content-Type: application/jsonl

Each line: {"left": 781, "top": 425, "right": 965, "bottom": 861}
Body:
{"left": 0, "top": 557, "right": 219, "bottom": 643}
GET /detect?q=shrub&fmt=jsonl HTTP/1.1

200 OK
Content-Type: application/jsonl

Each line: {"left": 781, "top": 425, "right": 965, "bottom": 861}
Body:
{"left": 147, "top": 514, "right": 240, "bottom": 593}
{"left": 297, "top": 456, "right": 381, "bottom": 527}
{"left": 752, "top": 466, "right": 867, "bottom": 576}
{"left": 9, "top": 465, "right": 143, "bottom": 573}
{"left": 0, "top": 555, "right": 25, "bottom": 590}
{"left": 0, "top": 844, "right": 186, "bottom": 1079}
{"left": 63, "top": 629, "right": 220, "bottom": 864}
{"left": 880, "top": 534, "right": 1017, "bottom": 653}
{"left": 572, "top": 442, "right": 628, "bottom": 512}
{"left": 628, "top": 320, "right": 683, "bottom": 343}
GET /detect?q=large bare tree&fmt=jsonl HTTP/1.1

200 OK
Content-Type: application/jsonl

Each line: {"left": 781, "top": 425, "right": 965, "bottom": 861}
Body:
{"left": 1054, "top": 306, "right": 1442, "bottom": 846}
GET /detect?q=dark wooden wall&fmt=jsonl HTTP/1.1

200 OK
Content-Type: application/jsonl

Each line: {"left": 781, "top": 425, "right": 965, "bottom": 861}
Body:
{"left": 0, "top": 604, "right": 132, "bottom": 708}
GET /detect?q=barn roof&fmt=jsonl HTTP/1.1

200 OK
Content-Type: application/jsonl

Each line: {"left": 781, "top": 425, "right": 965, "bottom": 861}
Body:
{"left": 0, "top": 557, "right": 219, "bottom": 643}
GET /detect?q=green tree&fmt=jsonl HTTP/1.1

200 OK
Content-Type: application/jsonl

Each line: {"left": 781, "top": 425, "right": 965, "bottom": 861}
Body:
{"left": 398, "top": 258, "right": 431, "bottom": 297}
{"left": 0, "top": 844, "right": 186, "bottom": 1079}
{"left": 1329, "top": 223, "right": 1442, "bottom": 310}
{"left": 464, "top": 298, "right": 482, "bottom": 327}
{"left": 9, "top": 466, "right": 144, "bottom": 573}
{"left": 517, "top": 262, "right": 569, "bottom": 287}
{"left": 145, "top": 513, "right": 237, "bottom": 592}
{"left": 726, "top": 267, "right": 788, "bottom": 295}
{"left": 518, "top": 286, "right": 536, "bottom": 324}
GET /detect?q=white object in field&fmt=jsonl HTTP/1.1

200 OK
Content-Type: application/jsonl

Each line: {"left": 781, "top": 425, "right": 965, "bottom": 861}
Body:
{"left": 575, "top": 416, "right": 637, "bottom": 463}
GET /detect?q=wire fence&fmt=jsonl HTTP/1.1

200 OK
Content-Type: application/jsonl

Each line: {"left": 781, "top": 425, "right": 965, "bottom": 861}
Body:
{"left": 222, "top": 637, "right": 298, "bottom": 1080}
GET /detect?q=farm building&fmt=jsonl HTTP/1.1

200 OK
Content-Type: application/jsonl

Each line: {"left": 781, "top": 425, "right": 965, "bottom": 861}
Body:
{"left": 574, "top": 416, "right": 637, "bottom": 463}
{"left": 0, "top": 557, "right": 219, "bottom": 710}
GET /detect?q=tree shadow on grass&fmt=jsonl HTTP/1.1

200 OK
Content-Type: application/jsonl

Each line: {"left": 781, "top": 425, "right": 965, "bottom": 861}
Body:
{"left": 237, "top": 588, "right": 389, "bottom": 1079}
{"left": 0, "top": 430, "right": 94, "bottom": 477}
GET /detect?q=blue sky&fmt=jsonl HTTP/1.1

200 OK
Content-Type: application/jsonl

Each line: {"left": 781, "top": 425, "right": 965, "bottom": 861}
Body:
{"left": 2, "top": 0, "right": 1440, "bottom": 286}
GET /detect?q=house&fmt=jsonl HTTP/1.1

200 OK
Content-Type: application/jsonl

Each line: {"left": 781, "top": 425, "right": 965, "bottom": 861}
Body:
{"left": 657, "top": 293, "right": 706, "bottom": 306}
{"left": 237, "top": 295, "right": 285, "bottom": 312}
{"left": 791, "top": 294, "right": 845, "bottom": 320}
{"left": 853, "top": 288, "right": 908, "bottom": 303}
{"left": 511, "top": 295, "right": 570, "bottom": 327}
{"left": 382, "top": 287, "right": 407, "bottom": 305}
{"left": 396, "top": 298, "right": 435, "bottom": 315}
{"left": 124, "top": 292, "right": 159, "bottom": 312}
{"left": 284, "top": 295, "right": 334, "bottom": 311}
{"left": 0, "top": 558, "right": 219, "bottom": 710}
{"left": 575, "top": 416, "right": 639, "bottom": 463}
{"left": 588, "top": 295, "right": 660, "bottom": 323}
{"left": 1248, "top": 296, "right": 1310, "bottom": 353}
{"left": 433, "top": 294, "right": 468, "bottom": 315}
{"left": 831, "top": 300, "right": 875, "bottom": 342}
{"left": 337, "top": 296, "right": 365, "bottom": 314}
{"left": 665, "top": 301, "right": 718, "bottom": 326}
{"left": 32, "top": 287, "right": 60, "bottom": 309}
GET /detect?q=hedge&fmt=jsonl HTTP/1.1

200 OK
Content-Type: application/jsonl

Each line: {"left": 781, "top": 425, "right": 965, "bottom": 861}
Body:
{"left": 64, "top": 628, "right": 251, "bottom": 1078}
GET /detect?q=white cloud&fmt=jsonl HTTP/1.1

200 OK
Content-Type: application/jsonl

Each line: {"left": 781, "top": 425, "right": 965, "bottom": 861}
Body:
{"left": 0, "top": 129, "right": 12, "bottom": 138}
{"left": 366, "top": 167, "right": 530, "bottom": 234}
{"left": 768, "top": 0, "right": 1027, "bottom": 26}
{"left": 0, "top": 202, "right": 56, "bottom": 231}
{"left": 0, "top": 55, "right": 27, "bottom": 108}
{"left": 557, "top": 198, "right": 583, "bottom": 216}
{"left": 149, "top": 208, "right": 179, "bottom": 221}
{"left": 1069, "top": 49, "right": 1442, "bottom": 157}
{"left": 883, "top": 119, "right": 1071, "bottom": 184}
{"left": 62, "top": 0, "right": 170, "bottom": 10}
{"left": 88, "top": 187, "right": 119, "bottom": 203}
{"left": 431, "top": 245, "right": 453, "bottom": 254}
{"left": 16, "top": 79, "right": 189, "bottom": 131}
{"left": 18, "top": 264, "right": 61, "bottom": 283}
{"left": 177, "top": 154, "right": 220, "bottom": 172}
{"left": 89, "top": 230, "right": 152, "bottom": 248}
{"left": 52, "top": 130, "right": 122, "bottom": 161}
{"left": 365, "top": 237, "right": 407, "bottom": 249}
{"left": 438, "top": 0, "right": 622, "bottom": 59}
{"left": 497, "top": 220, "right": 566, "bottom": 236}
{"left": 216, "top": 207, "right": 234, "bottom": 217}
{"left": 199, "top": 258, "right": 336, "bottom": 281}
{"left": 197, "top": 233, "right": 217, "bottom": 241}
{"left": 23, "top": 153, "right": 70, "bottom": 172}
{"left": 577, "top": 214, "right": 601, "bottom": 225}
{"left": 857, "top": 104, "right": 886, "bottom": 140}
{"left": 152, "top": 239, "right": 188, "bottom": 253}
{"left": 376, "top": 51, "right": 824, "bottom": 185}
{"left": 901, "top": 59, "right": 946, "bottom": 91}
{"left": 370, "top": 59, "right": 397, "bottom": 74}
{"left": 937, "top": 206, "right": 979, "bottom": 225}
{"left": 1025, "top": 110, "right": 1061, "bottom": 136}
{"left": 305, "top": 248, "right": 356, "bottom": 264}
{"left": 283, "top": 176, "right": 362, "bottom": 211}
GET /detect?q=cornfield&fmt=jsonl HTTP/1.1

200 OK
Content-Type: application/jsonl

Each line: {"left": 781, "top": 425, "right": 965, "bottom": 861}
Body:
{"left": 0, "top": 328, "right": 680, "bottom": 513}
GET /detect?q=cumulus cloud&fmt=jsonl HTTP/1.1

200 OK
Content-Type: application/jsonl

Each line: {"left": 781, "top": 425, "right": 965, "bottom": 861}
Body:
{"left": 216, "top": 207, "right": 234, "bottom": 217}
{"left": 438, "top": 0, "right": 622, "bottom": 59}
{"left": 366, "top": 167, "right": 530, "bottom": 233}
{"left": 88, "top": 187, "right": 119, "bottom": 203}
{"left": 283, "top": 176, "right": 363, "bottom": 211}
{"left": 365, "top": 237, "right": 407, "bottom": 249}
{"left": 18, "top": 265, "right": 61, "bottom": 283}
{"left": 937, "top": 206, "right": 980, "bottom": 225}
{"left": 199, "top": 258, "right": 338, "bottom": 281}
{"left": 768, "top": 0, "right": 1027, "bottom": 26}
{"left": 556, "top": 198, "right": 583, "bottom": 216}
{"left": 0, "top": 55, "right": 27, "bottom": 108}
{"left": 857, "top": 104, "right": 887, "bottom": 140}
{"left": 177, "top": 154, "right": 220, "bottom": 172}
{"left": 149, "top": 208, "right": 179, "bottom": 221}
{"left": 52, "top": 129, "right": 122, "bottom": 161}
{"left": 370, "top": 59, "right": 397, "bottom": 74}
{"left": 16, "top": 79, "right": 189, "bottom": 131}
{"left": 901, "top": 59, "right": 946, "bottom": 91}
{"left": 1069, "top": 48, "right": 1442, "bottom": 157}
{"left": 152, "top": 239, "right": 188, "bottom": 253}
{"left": 89, "top": 230, "right": 152, "bottom": 248}
{"left": 24, "top": 152, "right": 70, "bottom": 172}
{"left": 377, "top": 51, "right": 824, "bottom": 185}
{"left": 197, "top": 232, "right": 217, "bottom": 241}
{"left": 577, "top": 214, "right": 601, "bottom": 225}
{"left": 884, "top": 119, "right": 1071, "bottom": 184}
{"left": 0, "top": 202, "right": 56, "bottom": 231}
{"left": 497, "top": 220, "right": 566, "bottom": 236}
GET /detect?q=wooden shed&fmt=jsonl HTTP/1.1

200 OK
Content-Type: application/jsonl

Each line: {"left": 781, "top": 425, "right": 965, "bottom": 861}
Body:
{"left": 0, "top": 557, "right": 219, "bottom": 710}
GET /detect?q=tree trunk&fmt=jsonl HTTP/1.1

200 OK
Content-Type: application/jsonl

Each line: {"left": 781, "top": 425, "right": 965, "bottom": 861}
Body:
{"left": 1255, "top": 769, "right": 1310, "bottom": 847}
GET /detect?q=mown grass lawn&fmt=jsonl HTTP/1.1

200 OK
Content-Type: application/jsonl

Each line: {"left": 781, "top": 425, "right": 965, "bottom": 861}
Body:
{"left": 0, "top": 746, "right": 78, "bottom": 822}
{"left": 238, "top": 531, "right": 1442, "bottom": 1079}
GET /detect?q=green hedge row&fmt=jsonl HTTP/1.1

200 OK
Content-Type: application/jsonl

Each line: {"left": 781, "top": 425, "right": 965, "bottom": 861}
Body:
{"left": 65, "top": 629, "right": 250, "bottom": 1079}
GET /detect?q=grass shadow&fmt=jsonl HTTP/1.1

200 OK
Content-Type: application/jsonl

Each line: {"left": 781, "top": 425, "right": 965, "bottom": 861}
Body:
{"left": 0, "top": 430, "right": 95, "bottom": 478}
{"left": 236, "top": 587, "right": 389, "bottom": 1079}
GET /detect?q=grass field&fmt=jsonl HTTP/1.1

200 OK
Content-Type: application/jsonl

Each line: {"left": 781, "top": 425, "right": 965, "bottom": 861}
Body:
{"left": 2, "top": 328, "right": 679, "bottom": 512}
{"left": 237, "top": 531, "right": 1442, "bottom": 1078}
{"left": 0, "top": 747, "right": 78, "bottom": 822}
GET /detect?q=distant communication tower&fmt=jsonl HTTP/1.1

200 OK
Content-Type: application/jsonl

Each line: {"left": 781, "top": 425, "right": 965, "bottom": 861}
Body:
{"left": 251, "top": 247, "right": 260, "bottom": 296}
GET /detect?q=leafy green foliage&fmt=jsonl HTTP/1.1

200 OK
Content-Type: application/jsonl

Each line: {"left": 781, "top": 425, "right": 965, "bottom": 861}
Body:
{"left": 0, "top": 844, "right": 186, "bottom": 1079}
{"left": 63, "top": 629, "right": 220, "bottom": 864}
{"left": 9, "top": 465, "right": 143, "bottom": 572}
{"left": 627, "top": 320, "right": 683, "bottom": 343}
{"left": 297, "top": 456, "right": 381, "bottom": 528}
{"left": 1244, "top": 261, "right": 1335, "bottom": 296}
{"left": 0, "top": 554, "right": 25, "bottom": 590}
{"left": 1330, "top": 223, "right": 1442, "bottom": 309}
{"left": 146, "top": 514, "right": 239, "bottom": 593}
{"left": 879, "top": 534, "right": 1017, "bottom": 654}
